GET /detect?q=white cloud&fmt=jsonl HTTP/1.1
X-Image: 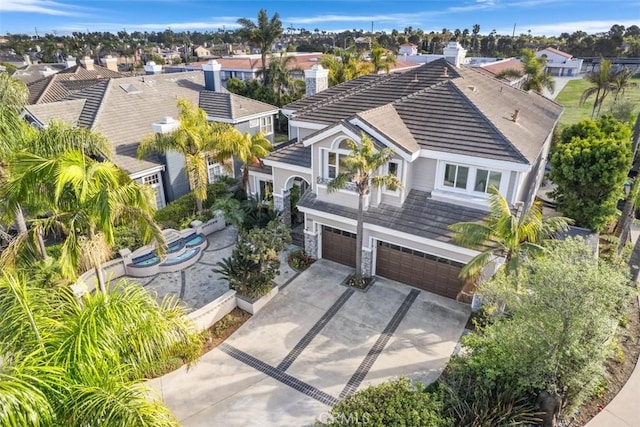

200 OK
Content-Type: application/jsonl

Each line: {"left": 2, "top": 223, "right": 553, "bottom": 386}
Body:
{"left": 0, "top": 0, "right": 91, "bottom": 17}
{"left": 59, "top": 20, "right": 241, "bottom": 33}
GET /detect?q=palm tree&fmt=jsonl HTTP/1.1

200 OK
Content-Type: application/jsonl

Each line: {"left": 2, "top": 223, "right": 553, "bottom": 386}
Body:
{"left": 236, "top": 9, "right": 283, "bottom": 86}
{"left": 3, "top": 149, "right": 164, "bottom": 294}
{"left": 580, "top": 59, "right": 614, "bottom": 118}
{"left": 449, "top": 187, "right": 570, "bottom": 283}
{"left": 495, "top": 49, "right": 555, "bottom": 95}
{"left": 0, "top": 272, "right": 202, "bottom": 425}
{"left": 327, "top": 135, "right": 401, "bottom": 278}
{"left": 217, "top": 131, "right": 272, "bottom": 193}
{"left": 370, "top": 43, "right": 397, "bottom": 74}
{"left": 321, "top": 48, "right": 373, "bottom": 86}
{"left": 138, "top": 98, "right": 238, "bottom": 212}
{"left": 262, "top": 53, "right": 304, "bottom": 106}
{"left": 611, "top": 66, "right": 639, "bottom": 102}
{"left": 0, "top": 74, "right": 31, "bottom": 235}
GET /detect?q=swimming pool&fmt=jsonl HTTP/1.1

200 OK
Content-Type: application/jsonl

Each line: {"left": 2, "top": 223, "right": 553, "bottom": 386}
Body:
{"left": 184, "top": 233, "right": 205, "bottom": 247}
{"left": 161, "top": 248, "right": 200, "bottom": 266}
{"left": 132, "top": 255, "right": 160, "bottom": 267}
{"left": 167, "top": 239, "right": 185, "bottom": 253}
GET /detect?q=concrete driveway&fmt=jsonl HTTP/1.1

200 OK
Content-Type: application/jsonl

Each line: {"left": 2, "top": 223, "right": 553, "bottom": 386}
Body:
{"left": 150, "top": 260, "right": 470, "bottom": 426}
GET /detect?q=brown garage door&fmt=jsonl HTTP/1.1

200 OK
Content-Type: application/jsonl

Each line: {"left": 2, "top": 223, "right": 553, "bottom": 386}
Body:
{"left": 376, "top": 241, "right": 465, "bottom": 299}
{"left": 322, "top": 226, "right": 357, "bottom": 268}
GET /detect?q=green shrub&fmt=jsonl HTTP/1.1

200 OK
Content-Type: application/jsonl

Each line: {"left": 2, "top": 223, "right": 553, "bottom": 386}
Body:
{"left": 215, "top": 220, "right": 291, "bottom": 299}
{"left": 45, "top": 242, "right": 64, "bottom": 260}
{"left": 317, "top": 377, "right": 453, "bottom": 427}
{"left": 155, "top": 180, "right": 235, "bottom": 229}
{"left": 112, "top": 225, "right": 145, "bottom": 254}
{"left": 288, "top": 249, "right": 315, "bottom": 271}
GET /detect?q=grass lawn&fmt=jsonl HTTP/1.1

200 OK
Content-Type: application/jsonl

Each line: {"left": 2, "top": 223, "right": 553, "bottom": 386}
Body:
{"left": 555, "top": 77, "right": 640, "bottom": 127}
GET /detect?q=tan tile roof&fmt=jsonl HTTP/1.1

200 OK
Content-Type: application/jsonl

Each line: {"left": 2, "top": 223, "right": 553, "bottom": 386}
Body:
{"left": 23, "top": 99, "right": 86, "bottom": 126}
{"left": 26, "top": 63, "right": 127, "bottom": 104}
{"left": 286, "top": 59, "right": 563, "bottom": 165}
{"left": 199, "top": 91, "right": 277, "bottom": 121}
{"left": 28, "top": 71, "right": 278, "bottom": 176}
{"left": 540, "top": 47, "right": 572, "bottom": 59}
{"left": 476, "top": 58, "right": 525, "bottom": 81}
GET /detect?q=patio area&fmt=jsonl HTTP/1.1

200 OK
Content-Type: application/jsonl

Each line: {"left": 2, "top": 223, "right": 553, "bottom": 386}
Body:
{"left": 125, "top": 226, "right": 300, "bottom": 312}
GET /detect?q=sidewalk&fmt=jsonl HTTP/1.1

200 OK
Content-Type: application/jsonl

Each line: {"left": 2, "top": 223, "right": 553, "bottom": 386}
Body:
{"left": 585, "top": 224, "right": 640, "bottom": 426}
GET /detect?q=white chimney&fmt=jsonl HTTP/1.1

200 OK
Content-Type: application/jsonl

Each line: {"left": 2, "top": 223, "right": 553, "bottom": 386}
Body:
{"left": 443, "top": 41, "right": 467, "bottom": 67}
{"left": 65, "top": 56, "right": 77, "bottom": 69}
{"left": 151, "top": 116, "right": 180, "bottom": 134}
{"left": 101, "top": 55, "right": 118, "bottom": 72}
{"left": 202, "top": 59, "right": 222, "bottom": 92}
{"left": 79, "top": 56, "right": 94, "bottom": 70}
{"left": 304, "top": 64, "right": 329, "bottom": 97}
{"left": 144, "top": 61, "right": 162, "bottom": 75}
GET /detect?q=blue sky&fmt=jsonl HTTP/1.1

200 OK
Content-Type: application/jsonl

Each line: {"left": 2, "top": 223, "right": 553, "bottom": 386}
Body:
{"left": 0, "top": 0, "right": 638, "bottom": 37}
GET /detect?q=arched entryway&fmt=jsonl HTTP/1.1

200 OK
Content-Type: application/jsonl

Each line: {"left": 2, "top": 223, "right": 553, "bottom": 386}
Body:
{"left": 284, "top": 176, "right": 310, "bottom": 247}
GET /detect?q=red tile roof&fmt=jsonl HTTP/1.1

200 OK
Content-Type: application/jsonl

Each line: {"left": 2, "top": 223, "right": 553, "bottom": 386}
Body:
{"left": 541, "top": 47, "right": 572, "bottom": 59}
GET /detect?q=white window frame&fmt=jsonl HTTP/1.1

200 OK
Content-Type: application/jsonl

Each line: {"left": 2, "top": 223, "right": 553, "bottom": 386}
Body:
{"left": 260, "top": 116, "right": 273, "bottom": 135}
{"left": 473, "top": 168, "right": 503, "bottom": 194}
{"left": 438, "top": 162, "right": 507, "bottom": 196}
{"left": 383, "top": 160, "right": 402, "bottom": 194}
{"left": 322, "top": 143, "right": 352, "bottom": 180}
{"left": 142, "top": 173, "right": 165, "bottom": 209}
{"left": 206, "top": 156, "right": 226, "bottom": 183}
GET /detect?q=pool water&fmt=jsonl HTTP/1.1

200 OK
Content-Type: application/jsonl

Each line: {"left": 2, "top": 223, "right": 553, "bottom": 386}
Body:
{"left": 184, "top": 234, "right": 205, "bottom": 247}
{"left": 162, "top": 248, "right": 200, "bottom": 266}
{"left": 133, "top": 255, "right": 160, "bottom": 266}
{"left": 167, "top": 240, "right": 184, "bottom": 253}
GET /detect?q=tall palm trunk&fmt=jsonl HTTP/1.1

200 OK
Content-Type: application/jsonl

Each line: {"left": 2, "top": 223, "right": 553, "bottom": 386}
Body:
{"left": 615, "top": 115, "right": 640, "bottom": 254}
{"left": 355, "top": 193, "right": 364, "bottom": 277}
{"left": 590, "top": 88, "right": 601, "bottom": 119}
{"left": 14, "top": 207, "right": 27, "bottom": 234}
{"left": 36, "top": 229, "right": 47, "bottom": 259}
{"left": 195, "top": 197, "right": 204, "bottom": 213}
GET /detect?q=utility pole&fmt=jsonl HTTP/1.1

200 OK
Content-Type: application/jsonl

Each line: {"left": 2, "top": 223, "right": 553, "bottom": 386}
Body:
{"left": 512, "top": 23, "right": 516, "bottom": 38}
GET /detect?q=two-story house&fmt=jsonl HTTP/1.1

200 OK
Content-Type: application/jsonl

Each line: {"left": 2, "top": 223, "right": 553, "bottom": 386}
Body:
{"left": 248, "top": 45, "right": 563, "bottom": 301}
{"left": 23, "top": 60, "right": 278, "bottom": 210}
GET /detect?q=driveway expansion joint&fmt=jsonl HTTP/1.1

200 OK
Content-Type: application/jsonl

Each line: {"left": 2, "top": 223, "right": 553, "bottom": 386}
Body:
{"left": 277, "top": 288, "right": 355, "bottom": 372}
{"left": 339, "top": 289, "right": 420, "bottom": 399}
{"left": 218, "top": 343, "right": 339, "bottom": 406}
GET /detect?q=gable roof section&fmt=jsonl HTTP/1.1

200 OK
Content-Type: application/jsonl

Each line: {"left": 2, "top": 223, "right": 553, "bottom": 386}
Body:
{"left": 355, "top": 104, "right": 420, "bottom": 156}
{"left": 23, "top": 99, "right": 86, "bottom": 127}
{"left": 476, "top": 58, "right": 524, "bottom": 81}
{"left": 199, "top": 91, "right": 277, "bottom": 121}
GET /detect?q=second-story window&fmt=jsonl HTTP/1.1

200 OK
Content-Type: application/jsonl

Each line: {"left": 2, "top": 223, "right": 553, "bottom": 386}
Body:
{"left": 474, "top": 169, "right": 502, "bottom": 193}
{"left": 444, "top": 164, "right": 469, "bottom": 189}
{"left": 260, "top": 116, "right": 273, "bottom": 135}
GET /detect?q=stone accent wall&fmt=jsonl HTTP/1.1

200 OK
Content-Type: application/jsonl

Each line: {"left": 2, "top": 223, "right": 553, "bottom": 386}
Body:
{"left": 304, "top": 230, "right": 319, "bottom": 259}
{"left": 361, "top": 247, "right": 373, "bottom": 277}
{"left": 280, "top": 190, "right": 291, "bottom": 226}
{"left": 273, "top": 193, "right": 284, "bottom": 212}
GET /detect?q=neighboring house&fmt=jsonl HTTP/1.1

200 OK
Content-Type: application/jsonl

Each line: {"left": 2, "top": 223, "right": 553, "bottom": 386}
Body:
{"left": 26, "top": 56, "right": 126, "bottom": 104}
{"left": 474, "top": 58, "right": 527, "bottom": 88}
{"left": 165, "top": 53, "right": 419, "bottom": 83}
{"left": 536, "top": 47, "right": 583, "bottom": 76}
{"left": 22, "top": 61, "right": 278, "bottom": 209}
{"left": 398, "top": 43, "right": 418, "bottom": 56}
{"left": 194, "top": 45, "right": 212, "bottom": 59}
{"left": 249, "top": 46, "right": 563, "bottom": 301}
{"left": 12, "top": 63, "right": 67, "bottom": 84}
